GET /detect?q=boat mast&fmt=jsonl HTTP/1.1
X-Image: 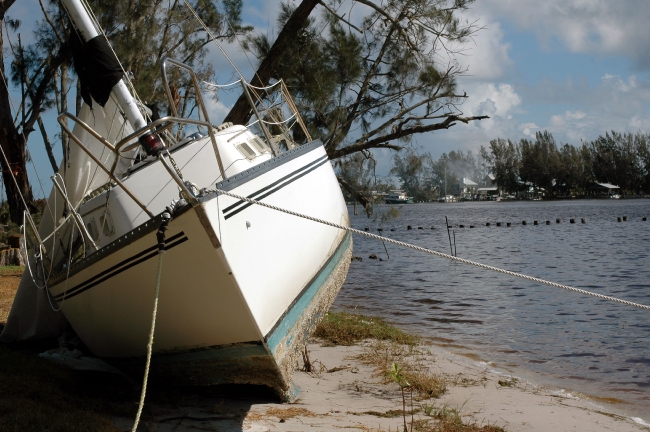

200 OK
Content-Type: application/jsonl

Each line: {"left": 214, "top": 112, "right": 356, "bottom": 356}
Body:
{"left": 61, "top": 0, "right": 163, "bottom": 154}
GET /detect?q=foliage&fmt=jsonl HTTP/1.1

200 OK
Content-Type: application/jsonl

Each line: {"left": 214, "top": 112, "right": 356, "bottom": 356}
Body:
{"left": 237, "top": 0, "right": 488, "bottom": 209}
{"left": 0, "top": 0, "right": 250, "bottom": 223}
{"left": 390, "top": 148, "right": 487, "bottom": 200}
{"left": 244, "top": 0, "right": 486, "bottom": 160}
{"left": 313, "top": 311, "right": 419, "bottom": 346}
{"left": 335, "top": 152, "right": 395, "bottom": 201}
{"left": 481, "top": 130, "right": 650, "bottom": 196}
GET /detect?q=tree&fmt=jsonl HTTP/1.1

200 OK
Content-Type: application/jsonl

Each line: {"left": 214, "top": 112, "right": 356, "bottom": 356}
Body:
{"left": 0, "top": 0, "right": 73, "bottom": 223}
{"left": 390, "top": 149, "right": 429, "bottom": 200}
{"left": 484, "top": 138, "right": 519, "bottom": 194}
{"left": 231, "top": 0, "right": 488, "bottom": 208}
{"left": 2, "top": 0, "right": 249, "bottom": 223}
{"left": 519, "top": 131, "right": 561, "bottom": 197}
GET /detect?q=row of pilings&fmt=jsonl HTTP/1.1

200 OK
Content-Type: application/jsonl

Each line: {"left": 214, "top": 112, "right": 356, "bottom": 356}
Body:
{"left": 362, "top": 215, "right": 647, "bottom": 231}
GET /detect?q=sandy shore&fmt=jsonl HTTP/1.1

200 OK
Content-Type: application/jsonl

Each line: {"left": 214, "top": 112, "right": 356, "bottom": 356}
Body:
{"left": 2, "top": 270, "right": 647, "bottom": 431}
{"left": 111, "top": 340, "right": 650, "bottom": 432}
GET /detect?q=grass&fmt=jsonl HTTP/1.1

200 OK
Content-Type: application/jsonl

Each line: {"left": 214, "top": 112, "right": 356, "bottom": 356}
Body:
{"left": 0, "top": 266, "right": 23, "bottom": 327}
{"left": 356, "top": 340, "right": 447, "bottom": 400}
{"left": 412, "top": 404, "right": 506, "bottom": 432}
{"left": 314, "top": 311, "right": 419, "bottom": 346}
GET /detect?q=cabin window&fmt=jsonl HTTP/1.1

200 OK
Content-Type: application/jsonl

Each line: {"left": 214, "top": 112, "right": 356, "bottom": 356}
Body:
{"left": 86, "top": 218, "right": 100, "bottom": 242}
{"left": 99, "top": 211, "right": 115, "bottom": 236}
{"left": 236, "top": 142, "right": 257, "bottom": 160}
{"left": 249, "top": 136, "right": 270, "bottom": 154}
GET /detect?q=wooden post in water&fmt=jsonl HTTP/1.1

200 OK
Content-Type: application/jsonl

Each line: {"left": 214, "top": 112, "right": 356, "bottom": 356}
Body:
{"left": 353, "top": 201, "right": 358, "bottom": 215}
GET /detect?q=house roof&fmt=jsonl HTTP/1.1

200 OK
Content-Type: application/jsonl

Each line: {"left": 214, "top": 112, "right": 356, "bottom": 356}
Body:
{"left": 459, "top": 177, "right": 478, "bottom": 186}
{"left": 590, "top": 182, "right": 620, "bottom": 189}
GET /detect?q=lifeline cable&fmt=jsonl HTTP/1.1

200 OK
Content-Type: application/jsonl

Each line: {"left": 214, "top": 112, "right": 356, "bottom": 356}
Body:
{"left": 212, "top": 188, "right": 650, "bottom": 311}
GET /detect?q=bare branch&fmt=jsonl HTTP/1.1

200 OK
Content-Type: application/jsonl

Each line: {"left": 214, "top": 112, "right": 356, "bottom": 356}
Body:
{"left": 328, "top": 115, "right": 490, "bottom": 160}
{"left": 318, "top": 1, "right": 363, "bottom": 33}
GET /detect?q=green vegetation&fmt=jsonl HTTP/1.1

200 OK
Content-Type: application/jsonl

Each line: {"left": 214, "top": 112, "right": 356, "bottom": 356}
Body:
{"left": 388, "top": 130, "right": 650, "bottom": 200}
{"left": 414, "top": 403, "right": 506, "bottom": 432}
{"left": 314, "top": 311, "right": 419, "bottom": 346}
{"left": 0, "top": 266, "right": 24, "bottom": 275}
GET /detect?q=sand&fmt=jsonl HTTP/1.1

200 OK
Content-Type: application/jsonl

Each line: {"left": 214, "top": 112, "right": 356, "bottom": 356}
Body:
{"left": 111, "top": 340, "right": 650, "bottom": 432}
{"left": 2, "top": 270, "right": 647, "bottom": 431}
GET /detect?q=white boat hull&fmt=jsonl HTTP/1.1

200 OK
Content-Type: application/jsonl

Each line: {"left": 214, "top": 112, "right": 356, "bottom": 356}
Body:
{"left": 47, "top": 141, "right": 351, "bottom": 397}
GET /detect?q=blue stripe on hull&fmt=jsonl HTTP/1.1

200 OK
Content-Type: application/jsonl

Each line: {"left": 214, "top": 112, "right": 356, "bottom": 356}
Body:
{"left": 136, "top": 232, "right": 351, "bottom": 398}
{"left": 266, "top": 232, "right": 352, "bottom": 356}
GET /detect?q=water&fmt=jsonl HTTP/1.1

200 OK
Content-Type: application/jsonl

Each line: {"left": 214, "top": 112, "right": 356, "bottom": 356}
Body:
{"left": 334, "top": 199, "right": 650, "bottom": 416}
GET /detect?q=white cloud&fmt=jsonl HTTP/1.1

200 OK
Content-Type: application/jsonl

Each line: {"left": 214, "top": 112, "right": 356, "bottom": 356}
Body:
{"left": 520, "top": 122, "right": 539, "bottom": 137}
{"left": 456, "top": 17, "right": 514, "bottom": 81}
{"left": 474, "top": 0, "right": 650, "bottom": 70}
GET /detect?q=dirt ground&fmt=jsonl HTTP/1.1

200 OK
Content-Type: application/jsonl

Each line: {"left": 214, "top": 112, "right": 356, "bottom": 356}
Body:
{"left": 0, "top": 268, "right": 23, "bottom": 326}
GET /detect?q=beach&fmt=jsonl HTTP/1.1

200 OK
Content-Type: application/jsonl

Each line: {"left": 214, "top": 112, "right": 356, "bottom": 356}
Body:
{"left": 2, "top": 268, "right": 650, "bottom": 431}
{"left": 109, "top": 339, "right": 649, "bottom": 431}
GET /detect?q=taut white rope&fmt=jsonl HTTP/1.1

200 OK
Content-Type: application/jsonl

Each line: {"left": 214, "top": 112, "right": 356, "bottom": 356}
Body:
{"left": 213, "top": 188, "right": 650, "bottom": 311}
{"left": 132, "top": 252, "right": 164, "bottom": 432}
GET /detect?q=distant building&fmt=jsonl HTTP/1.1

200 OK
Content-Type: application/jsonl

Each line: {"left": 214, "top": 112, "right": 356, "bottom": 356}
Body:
{"left": 589, "top": 182, "right": 620, "bottom": 198}
{"left": 483, "top": 174, "right": 496, "bottom": 187}
{"left": 453, "top": 177, "right": 478, "bottom": 198}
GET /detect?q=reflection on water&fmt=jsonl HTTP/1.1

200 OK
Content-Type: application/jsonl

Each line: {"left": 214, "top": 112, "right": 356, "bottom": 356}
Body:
{"left": 334, "top": 199, "right": 650, "bottom": 415}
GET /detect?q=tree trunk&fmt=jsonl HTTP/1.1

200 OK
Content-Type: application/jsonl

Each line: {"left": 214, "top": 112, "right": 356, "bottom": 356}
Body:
{"left": 0, "top": 10, "right": 33, "bottom": 223}
{"left": 223, "top": 0, "right": 320, "bottom": 126}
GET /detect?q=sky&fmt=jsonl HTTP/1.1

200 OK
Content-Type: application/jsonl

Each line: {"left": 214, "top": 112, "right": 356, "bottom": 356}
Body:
{"left": 9, "top": 0, "right": 650, "bottom": 195}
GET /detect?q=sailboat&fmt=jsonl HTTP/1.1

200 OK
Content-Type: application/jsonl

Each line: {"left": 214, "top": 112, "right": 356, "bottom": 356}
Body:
{"left": 2, "top": 0, "right": 351, "bottom": 399}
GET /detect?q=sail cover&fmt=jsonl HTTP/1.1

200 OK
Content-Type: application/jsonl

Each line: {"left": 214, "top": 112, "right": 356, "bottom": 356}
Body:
{"left": 71, "top": 32, "right": 124, "bottom": 108}
{"left": 0, "top": 97, "right": 136, "bottom": 342}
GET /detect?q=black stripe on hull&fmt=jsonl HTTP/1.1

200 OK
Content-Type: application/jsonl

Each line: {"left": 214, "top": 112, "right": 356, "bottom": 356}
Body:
{"left": 223, "top": 158, "right": 329, "bottom": 220}
{"left": 53, "top": 232, "right": 188, "bottom": 301}
{"left": 222, "top": 155, "right": 328, "bottom": 214}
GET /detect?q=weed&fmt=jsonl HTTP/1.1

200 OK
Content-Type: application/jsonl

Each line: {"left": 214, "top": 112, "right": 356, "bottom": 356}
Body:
{"left": 357, "top": 340, "right": 447, "bottom": 400}
{"left": 314, "top": 312, "right": 419, "bottom": 346}
{"left": 390, "top": 362, "right": 413, "bottom": 431}
{"left": 0, "top": 267, "right": 22, "bottom": 324}
{"left": 497, "top": 377, "right": 518, "bottom": 388}
{"left": 265, "top": 407, "right": 316, "bottom": 419}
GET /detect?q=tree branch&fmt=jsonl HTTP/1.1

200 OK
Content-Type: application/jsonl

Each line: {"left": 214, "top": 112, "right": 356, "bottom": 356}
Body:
{"left": 224, "top": 0, "right": 320, "bottom": 125}
{"left": 317, "top": 0, "right": 363, "bottom": 34}
{"left": 336, "top": 175, "right": 369, "bottom": 208}
{"left": 328, "top": 115, "right": 490, "bottom": 160}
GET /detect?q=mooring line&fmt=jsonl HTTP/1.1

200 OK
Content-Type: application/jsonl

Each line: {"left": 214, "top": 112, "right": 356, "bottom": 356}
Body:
{"left": 213, "top": 188, "right": 650, "bottom": 311}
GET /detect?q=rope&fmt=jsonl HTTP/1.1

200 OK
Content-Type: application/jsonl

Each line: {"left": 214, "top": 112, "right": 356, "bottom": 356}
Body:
{"left": 132, "top": 252, "right": 163, "bottom": 432}
{"left": 131, "top": 213, "right": 170, "bottom": 431}
{"left": 212, "top": 188, "right": 650, "bottom": 311}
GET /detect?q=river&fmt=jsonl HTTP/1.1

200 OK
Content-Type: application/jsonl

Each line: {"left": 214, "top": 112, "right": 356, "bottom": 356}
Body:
{"left": 334, "top": 199, "right": 650, "bottom": 417}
